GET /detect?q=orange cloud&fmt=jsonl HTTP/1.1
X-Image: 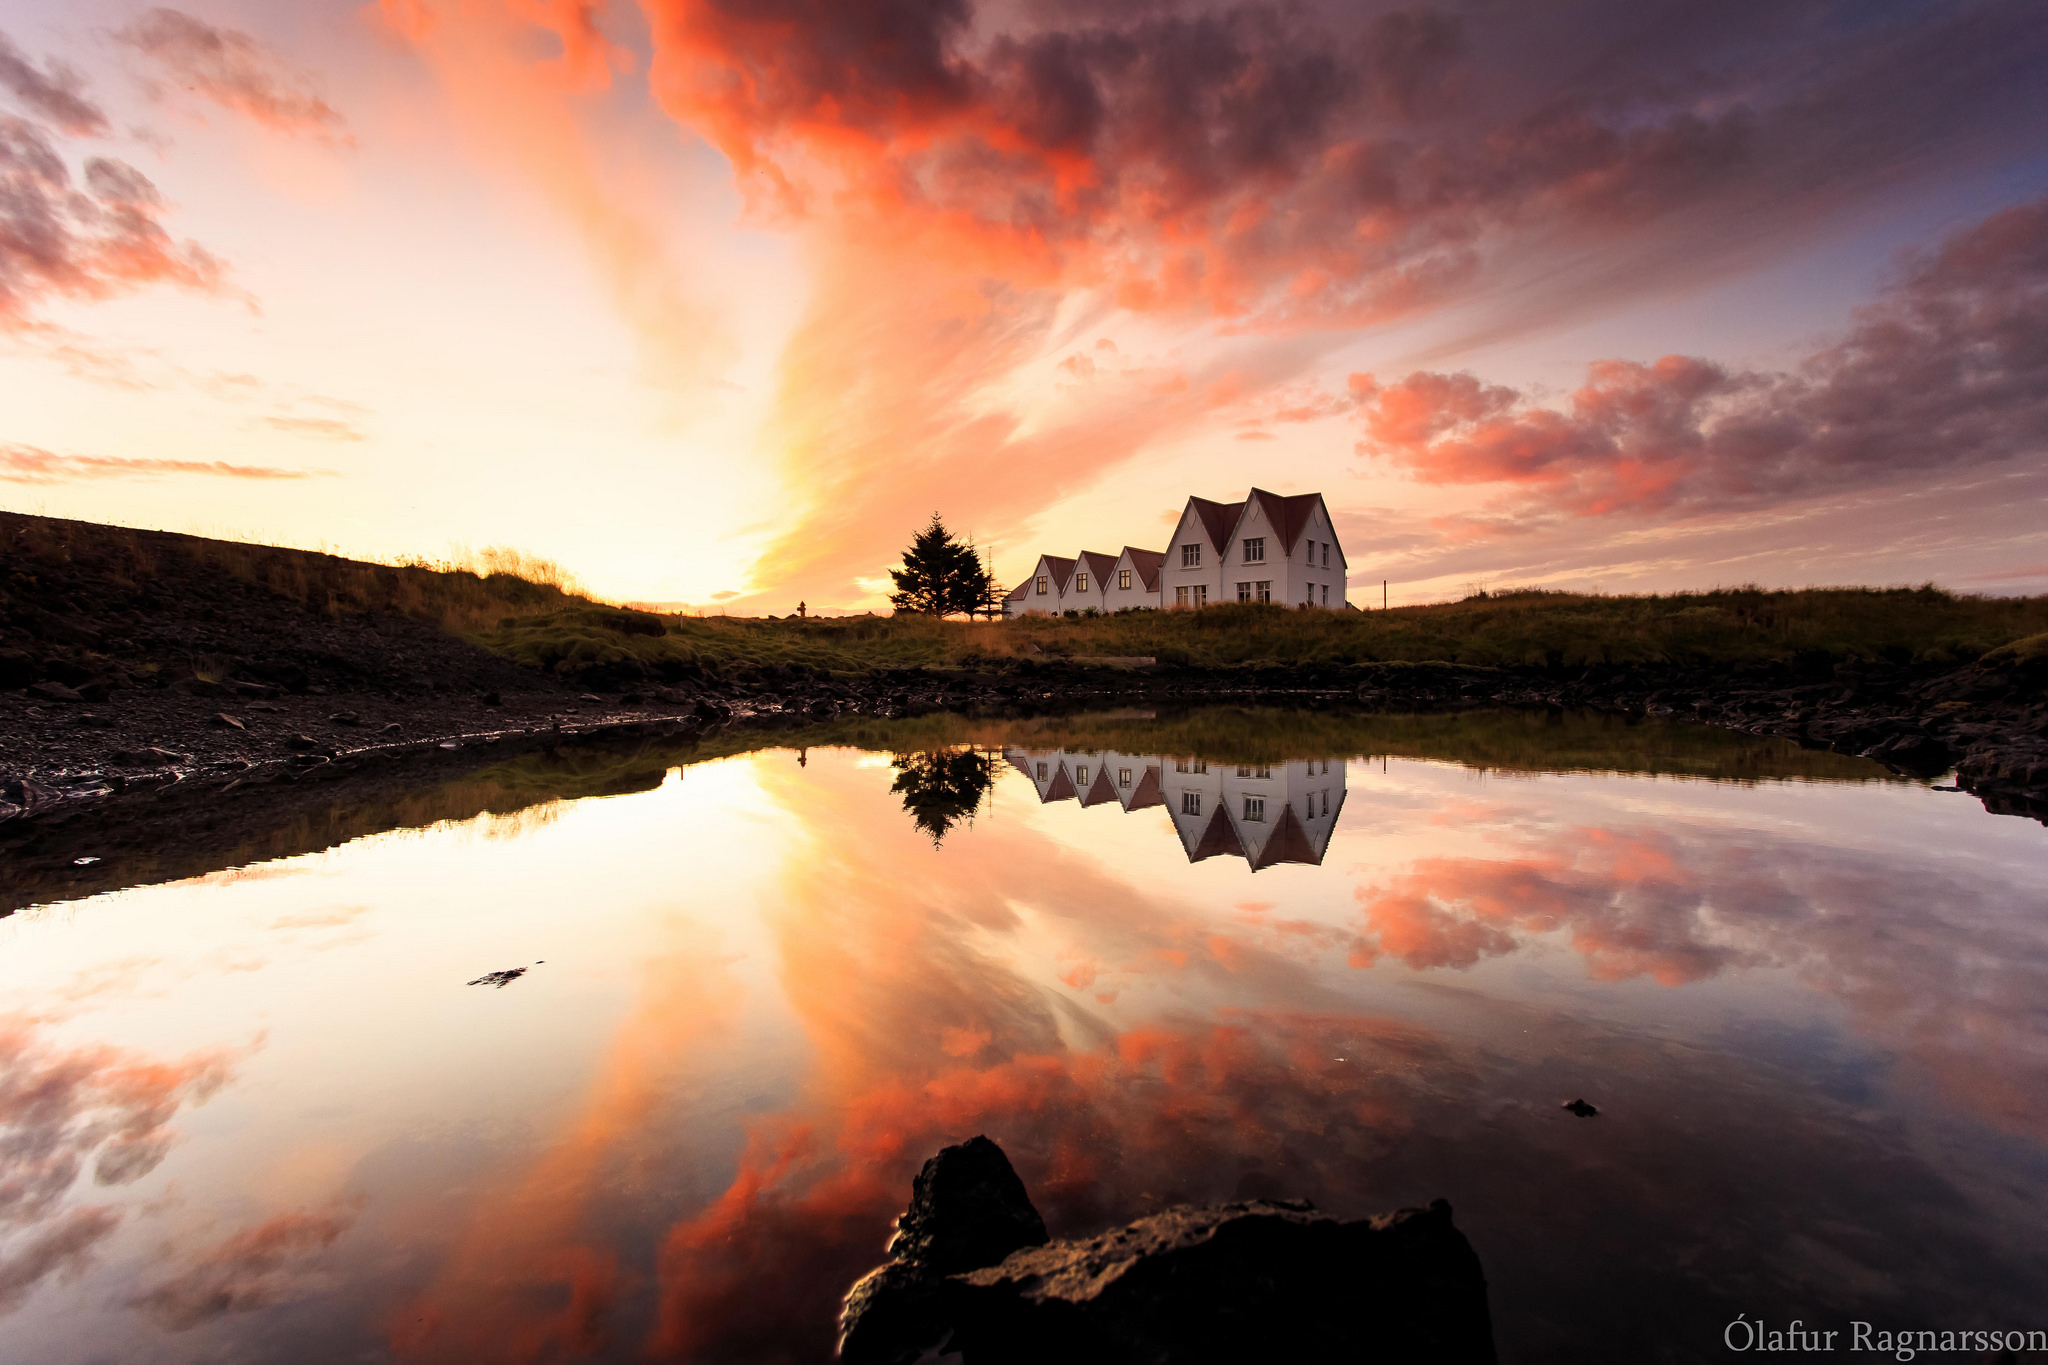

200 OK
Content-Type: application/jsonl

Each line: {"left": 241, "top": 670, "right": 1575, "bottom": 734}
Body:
{"left": 0, "top": 443, "right": 329, "bottom": 483}
{"left": 132, "top": 1208, "right": 357, "bottom": 1329}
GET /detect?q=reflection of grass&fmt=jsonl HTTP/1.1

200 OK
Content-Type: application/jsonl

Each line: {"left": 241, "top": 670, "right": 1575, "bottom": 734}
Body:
{"left": 466, "top": 587, "right": 2048, "bottom": 681}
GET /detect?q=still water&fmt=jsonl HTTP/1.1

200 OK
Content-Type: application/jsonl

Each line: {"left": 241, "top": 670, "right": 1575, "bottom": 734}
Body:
{"left": 2, "top": 709, "right": 2045, "bottom": 1364}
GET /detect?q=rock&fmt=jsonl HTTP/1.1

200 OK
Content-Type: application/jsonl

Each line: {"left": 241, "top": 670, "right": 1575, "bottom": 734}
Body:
{"left": 481, "top": 690, "right": 502, "bottom": 707}
{"left": 284, "top": 733, "right": 322, "bottom": 751}
{"left": 380, "top": 722, "right": 402, "bottom": 734}
{"left": 28, "top": 680, "right": 84, "bottom": 703}
{"left": 328, "top": 711, "right": 362, "bottom": 726}
{"left": 839, "top": 1137, "right": 1495, "bottom": 1365}
{"left": 212, "top": 712, "right": 246, "bottom": 729}
{"left": 1562, "top": 1098, "right": 1599, "bottom": 1118}
{"left": 0, "top": 648, "right": 34, "bottom": 688}
{"left": 246, "top": 702, "right": 285, "bottom": 713}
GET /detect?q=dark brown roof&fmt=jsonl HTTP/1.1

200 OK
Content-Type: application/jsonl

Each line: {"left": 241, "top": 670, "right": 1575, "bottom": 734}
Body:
{"left": 1076, "top": 551, "right": 1118, "bottom": 587}
{"left": 1042, "top": 766, "right": 1077, "bottom": 802}
{"left": 1188, "top": 805, "right": 1246, "bottom": 862}
{"left": 1185, "top": 496, "right": 1245, "bottom": 553}
{"left": 1125, "top": 764, "right": 1164, "bottom": 810}
{"left": 1004, "top": 579, "right": 1031, "bottom": 601}
{"left": 1249, "top": 803, "right": 1321, "bottom": 870}
{"left": 1032, "top": 555, "right": 1076, "bottom": 593}
{"left": 1120, "top": 547, "right": 1165, "bottom": 591}
{"left": 1078, "top": 765, "right": 1119, "bottom": 807}
{"left": 1243, "top": 488, "right": 1324, "bottom": 556}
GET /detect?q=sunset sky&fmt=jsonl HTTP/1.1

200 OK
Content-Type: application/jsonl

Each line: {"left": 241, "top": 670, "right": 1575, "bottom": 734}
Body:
{"left": 2, "top": 0, "right": 2045, "bottom": 610}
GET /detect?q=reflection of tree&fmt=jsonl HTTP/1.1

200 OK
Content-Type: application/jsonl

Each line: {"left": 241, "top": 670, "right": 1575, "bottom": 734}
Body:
{"left": 890, "top": 748, "right": 997, "bottom": 844}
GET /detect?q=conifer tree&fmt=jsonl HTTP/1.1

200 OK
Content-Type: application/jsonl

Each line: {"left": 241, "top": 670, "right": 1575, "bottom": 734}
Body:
{"left": 889, "top": 513, "right": 991, "bottom": 617}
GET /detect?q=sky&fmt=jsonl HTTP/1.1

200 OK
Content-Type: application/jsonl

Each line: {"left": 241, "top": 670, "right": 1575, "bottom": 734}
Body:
{"left": 1, "top": 0, "right": 2045, "bottom": 611}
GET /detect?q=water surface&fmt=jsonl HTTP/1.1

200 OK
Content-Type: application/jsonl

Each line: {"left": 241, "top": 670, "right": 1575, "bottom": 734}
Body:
{"left": 2, "top": 709, "right": 2044, "bottom": 1363}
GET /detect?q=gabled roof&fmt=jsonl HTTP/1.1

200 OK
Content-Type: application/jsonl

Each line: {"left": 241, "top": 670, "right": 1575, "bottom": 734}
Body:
{"left": 1042, "top": 765, "right": 1077, "bottom": 802}
{"left": 1188, "top": 805, "right": 1247, "bottom": 862}
{"left": 1119, "top": 547, "right": 1165, "bottom": 591}
{"left": 1078, "top": 765, "right": 1119, "bottom": 807}
{"left": 1184, "top": 496, "right": 1245, "bottom": 553}
{"left": 1031, "top": 554, "right": 1076, "bottom": 593}
{"left": 1248, "top": 802, "right": 1321, "bottom": 870}
{"left": 1240, "top": 488, "right": 1325, "bottom": 556}
{"left": 1004, "top": 579, "right": 1031, "bottom": 601}
{"left": 1124, "top": 764, "right": 1164, "bottom": 810}
{"left": 1075, "top": 551, "right": 1118, "bottom": 588}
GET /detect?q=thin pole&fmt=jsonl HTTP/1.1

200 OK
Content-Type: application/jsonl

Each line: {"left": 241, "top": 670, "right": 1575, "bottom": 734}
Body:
{"left": 1383, "top": 580, "right": 1387, "bottom": 610}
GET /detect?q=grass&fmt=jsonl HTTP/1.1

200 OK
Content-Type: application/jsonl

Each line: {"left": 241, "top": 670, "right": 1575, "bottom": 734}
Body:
{"left": 473, "top": 586, "right": 2048, "bottom": 681}
{"left": 1, "top": 511, "right": 591, "bottom": 635}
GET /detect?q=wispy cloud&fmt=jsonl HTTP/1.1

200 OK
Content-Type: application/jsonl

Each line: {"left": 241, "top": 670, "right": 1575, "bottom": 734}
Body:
{"left": 0, "top": 30, "right": 106, "bottom": 136}
{"left": 1, "top": 443, "right": 333, "bottom": 483}
{"left": 117, "top": 9, "right": 351, "bottom": 146}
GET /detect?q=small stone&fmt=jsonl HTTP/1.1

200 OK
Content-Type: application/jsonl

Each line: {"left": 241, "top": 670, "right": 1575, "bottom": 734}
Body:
{"left": 1562, "top": 1098, "right": 1599, "bottom": 1118}
{"left": 212, "top": 712, "right": 246, "bottom": 729}
{"left": 112, "top": 746, "right": 190, "bottom": 765}
{"left": 246, "top": 702, "right": 285, "bottom": 713}
{"left": 28, "top": 680, "right": 84, "bottom": 703}
{"left": 381, "top": 722, "right": 402, "bottom": 733}
{"left": 328, "top": 711, "right": 361, "bottom": 726}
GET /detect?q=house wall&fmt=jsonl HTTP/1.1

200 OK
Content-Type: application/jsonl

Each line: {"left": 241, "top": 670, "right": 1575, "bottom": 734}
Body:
{"left": 1007, "top": 555, "right": 1065, "bottom": 616}
{"left": 1160, "top": 506, "right": 1221, "bottom": 609}
{"left": 1290, "top": 502, "right": 1348, "bottom": 609}
{"left": 1101, "top": 551, "right": 1162, "bottom": 612}
{"left": 1218, "top": 497, "right": 1294, "bottom": 606}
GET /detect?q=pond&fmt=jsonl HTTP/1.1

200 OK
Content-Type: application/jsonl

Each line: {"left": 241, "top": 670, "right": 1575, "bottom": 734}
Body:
{"left": 2, "top": 708, "right": 2045, "bottom": 1363}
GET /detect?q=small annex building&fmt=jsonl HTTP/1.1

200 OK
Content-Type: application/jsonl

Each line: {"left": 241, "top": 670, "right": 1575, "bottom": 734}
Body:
{"left": 1004, "top": 489, "right": 1345, "bottom": 617}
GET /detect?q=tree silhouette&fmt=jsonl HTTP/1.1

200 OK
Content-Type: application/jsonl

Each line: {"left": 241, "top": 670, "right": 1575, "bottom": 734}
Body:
{"left": 890, "top": 513, "right": 992, "bottom": 617}
{"left": 890, "top": 747, "right": 997, "bottom": 844}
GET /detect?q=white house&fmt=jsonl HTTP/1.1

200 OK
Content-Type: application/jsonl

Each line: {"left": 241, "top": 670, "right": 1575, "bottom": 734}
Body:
{"left": 1005, "top": 489, "right": 1345, "bottom": 616}
{"left": 1003, "top": 747, "right": 1346, "bottom": 871}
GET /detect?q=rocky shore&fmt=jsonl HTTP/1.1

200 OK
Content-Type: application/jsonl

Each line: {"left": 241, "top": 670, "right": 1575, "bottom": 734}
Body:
{"left": 837, "top": 1135, "right": 1496, "bottom": 1364}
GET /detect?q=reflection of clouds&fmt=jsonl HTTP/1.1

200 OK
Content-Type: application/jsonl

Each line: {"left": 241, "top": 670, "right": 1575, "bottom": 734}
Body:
{"left": 390, "top": 937, "right": 743, "bottom": 1365}
{"left": 133, "top": 1207, "right": 355, "bottom": 1329}
{"left": 0, "top": 1016, "right": 236, "bottom": 1314}
{"left": 1348, "top": 821, "right": 2048, "bottom": 1139}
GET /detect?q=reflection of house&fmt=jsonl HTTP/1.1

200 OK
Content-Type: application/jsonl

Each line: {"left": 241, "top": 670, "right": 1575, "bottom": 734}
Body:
{"left": 1003, "top": 748, "right": 1346, "bottom": 871}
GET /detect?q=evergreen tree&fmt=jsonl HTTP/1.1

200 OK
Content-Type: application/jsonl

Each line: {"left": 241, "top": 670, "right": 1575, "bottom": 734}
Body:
{"left": 890, "top": 748, "right": 997, "bottom": 844}
{"left": 889, "top": 513, "right": 992, "bottom": 617}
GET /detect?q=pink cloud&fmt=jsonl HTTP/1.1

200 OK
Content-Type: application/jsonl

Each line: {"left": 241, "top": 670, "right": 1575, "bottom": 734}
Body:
{"left": 0, "top": 443, "right": 330, "bottom": 483}
{"left": 117, "top": 9, "right": 351, "bottom": 146}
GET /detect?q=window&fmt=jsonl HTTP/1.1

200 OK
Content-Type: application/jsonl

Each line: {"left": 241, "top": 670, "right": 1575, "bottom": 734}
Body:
{"left": 1242, "top": 796, "right": 1265, "bottom": 822}
{"left": 1322, "top": 543, "right": 1330, "bottom": 568}
{"left": 1321, "top": 789, "right": 1330, "bottom": 816}
{"left": 1255, "top": 581, "right": 1270, "bottom": 603}
{"left": 1182, "top": 792, "right": 1202, "bottom": 815}
{"left": 1192, "top": 584, "right": 1208, "bottom": 607}
{"left": 1075, "top": 572, "right": 1089, "bottom": 593}
{"left": 1236, "top": 581, "right": 1252, "bottom": 602}
{"left": 1175, "top": 586, "right": 1190, "bottom": 607}
{"left": 1118, "top": 569, "right": 1131, "bottom": 590}
{"left": 1075, "top": 765, "right": 1089, "bottom": 784}
{"left": 1321, "top": 584, "right": 1329, "bottom": 606}
{"left": 1237, "top": 765, "right": 1271, "bottom": 780}
{"left": 1035, "top": 762, "right": 1047, "bottom": 780}
{"left": 1119, "top": 767, "right": 1131, "bottom": 787}
{"left": 1175, "top": 758, "right": 1189, "bottom": 773}
{"left": 1035, "top": 575, "right": 1048, "bottom": 595}
{"left": 1191, "top": 760, "right": 1208, "bottom": 774}
{"left": 1242, "top": 537, "right": 1265, "bottom": 563}
{"left": 1306, "top": 582, "right": 1316, "bottom": 605}
{"left": 1182, "top": 543, "right": 1201, "bottom": 567}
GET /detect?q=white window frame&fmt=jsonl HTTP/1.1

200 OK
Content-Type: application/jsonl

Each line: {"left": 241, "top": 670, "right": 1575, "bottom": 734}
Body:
{"left": 1118, "top": 568, "right": 1131, "bottom": 589}
{"left": 1255, "top": 581, "right": 1270, "bottom": 603}
{"left": 1243, "top": 796, "right": 1265, "bottom": 822}
{"left": 1182, "top": 543, "right": 1201, "bottom": 567}
{"left": 1075, "top": 572, "right": 1089, "bottom": 593}
{"left": 1236, "top": 581, "right": 1251, "bottom": 602}
{"left": 1035, "top": 575, "right": 1048, "bottom": 595}
{"left": 1242, "top": 537, "right": 1265, "bottom": 563}
{"left": 1182, "top": 791, "right": 1201, "bottom": 815}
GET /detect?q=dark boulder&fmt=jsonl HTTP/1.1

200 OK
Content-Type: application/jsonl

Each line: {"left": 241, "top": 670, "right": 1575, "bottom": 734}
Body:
{"left": 840, "top": 1137, "right": 1495, "bottom": 1365}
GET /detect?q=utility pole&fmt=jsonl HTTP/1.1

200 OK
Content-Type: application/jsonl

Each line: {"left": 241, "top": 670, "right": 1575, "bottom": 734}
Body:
{"left": 1383, "top": 580, "right": 1388, "bottom": 611}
